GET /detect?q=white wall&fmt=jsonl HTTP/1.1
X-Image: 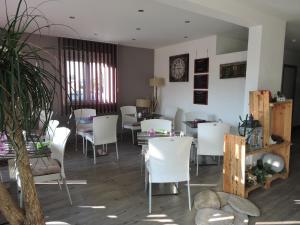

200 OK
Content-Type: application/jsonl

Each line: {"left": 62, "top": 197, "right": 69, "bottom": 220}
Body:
{"left": 216, "top": 36, "right": 248, "bottom": 55}
{"left": 154, "top": 35, "right": 247, "bottom": 131}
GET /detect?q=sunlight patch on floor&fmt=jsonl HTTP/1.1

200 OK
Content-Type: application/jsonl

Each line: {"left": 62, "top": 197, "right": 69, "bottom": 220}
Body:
{"left": 143, "top": 214, "right": 176, "bottom": 223}
{"left": 256, "top": 221, "right": 300, "bottom": 224}
{"left": 36, "top": 180, "right": 87, "bottom": 185}
{"left": 46, "top": 222, "right": 71, "bottom": 225}
{"left": 78, "top": 205, "right": 106, "bottom": 209}
{"left": 294, "top": 200, "right": 300, "bottom": 204}
{"left": 107, "top": 215, "right": 118, "bottom": 219}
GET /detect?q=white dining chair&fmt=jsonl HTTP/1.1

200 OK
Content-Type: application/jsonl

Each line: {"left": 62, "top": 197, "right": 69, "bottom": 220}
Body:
{"left": 140, "top": 119, "right": 172, "bottom": 174}
{"left": 120, "top": 106, "right": 141, "bottom": 144}
{"left": 141, "top": 119, "right": 172, "bottom": 132}
{"left": 85, "top": 115, "right": 119, "bottom": 164}
{"left": 161, "top": 106, "right": 178, "bottom": 129}
{"left": 145, "top": 136, "right": 193, "bottom": 213}
{"left": 10, "top": 127, "right": 73, "bottom": 206}
{"left": 74, "top": 108, "right": 96, "bottom": 153}
{"left": 44, "top": 120, "right": 59, "bottom": 142}
{"left": 196, "top": 122, "right": 230, "bottom": 176}
{"left": 39, "top": 110, "right": 53, "bottom": 130}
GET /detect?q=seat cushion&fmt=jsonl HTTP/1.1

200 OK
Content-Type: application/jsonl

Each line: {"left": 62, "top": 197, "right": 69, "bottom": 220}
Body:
{"left": 124, "top": 123, "right": 141, "bottom": 130}
{"left": 30, "top": 157, "right": 61, "bottom": 176}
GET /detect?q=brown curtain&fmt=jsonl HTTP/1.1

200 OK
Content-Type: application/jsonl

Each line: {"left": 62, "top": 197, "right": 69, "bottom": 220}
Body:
{"left": 58, "top": 38, "right": 117, "bottom": 115}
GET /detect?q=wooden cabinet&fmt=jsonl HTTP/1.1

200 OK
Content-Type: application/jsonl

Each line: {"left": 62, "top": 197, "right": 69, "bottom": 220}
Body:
{"left": 223, "top": 91, "right": 292, "bottom": 198}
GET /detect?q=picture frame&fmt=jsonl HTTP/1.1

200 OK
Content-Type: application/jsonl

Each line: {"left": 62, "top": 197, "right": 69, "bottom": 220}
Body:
{"left": 169, "top": 53, "right": 189, "bottom": 82}
{"left": 194, "top": 58, "right": 209, "bottom": 74}
{"left": 194, "top": 90, "right": 208, "bottom": 105}
{"left": 194, "top": 74, "right": 208, "bottom": 89}
{"left": 220, "top": 61, "right": 246, "bottom": 79}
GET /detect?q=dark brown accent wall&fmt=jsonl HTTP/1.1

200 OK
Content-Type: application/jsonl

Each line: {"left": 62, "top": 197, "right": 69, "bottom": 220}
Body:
{"left": 117, "top": 45, "right": 154, "bottom": 107}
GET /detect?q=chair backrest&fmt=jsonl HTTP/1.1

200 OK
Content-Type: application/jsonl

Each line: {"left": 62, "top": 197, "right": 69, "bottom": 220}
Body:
{"left": 45, "top": 120, "right": 60, "bottom": 142}
{"left": 163, "top": 106, "right": 178, "bottom": 121}
{"left": 148, "top": 136, "right": 193, "bottom": 183}
{"left": 141, "top": 119, "right": 172, "bottom": 132}
{"left": 120, "top": 106, "right": 137, "bottom": 126}
{"left": 93, "top": 115, "right": 118, "bottom": 145}
{"left": 39, "top": 110, "right": 53, "bottom": 130}
{"left": 184, "top": 111, "right": 209, "bottom": 121}
{"left": 74, "top": 108, "right": 96, "bottom": 119}
{"left": 197, "top": 122, "right": 230, "bottom": 156}
{"left": 51, "top": 127, "right": 71, "bottom": 178}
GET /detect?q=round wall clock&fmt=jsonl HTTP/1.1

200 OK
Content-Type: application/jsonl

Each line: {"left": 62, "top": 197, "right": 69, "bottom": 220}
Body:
{"left": 169, "top": 54, "right": 189, "bottom": 82}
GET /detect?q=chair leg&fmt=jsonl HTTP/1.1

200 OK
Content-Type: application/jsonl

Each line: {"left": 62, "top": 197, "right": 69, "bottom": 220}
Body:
{"left": 57, "top": 180, "right": 62, "bottom": 191}
{"left": 131, "top": 129, "right": 135, "bottom": 144}
{"left": 187, "top": 180, "right": 191, "bottom": 210}
{"left": 196, "top": 155, "right": 199, "bottom": 176}
{"left": 85, "top": 138, "right": 88, "bottom": 157}
{"left": 93, "top": 145, "right": 96, "bottom": 164}
{"left": 0, "top": 170, "right": 3, "bottom": 182}
{"left": 75, "top": 134, "right": 78, "bottom": 151}
{"left": 115, "top": 142, "right": 119, "bottom": 160}
{"left": 149, "top": 182, "right": 152, "bottom": 214}
{"left": 63, "top": 178, "right": 72, "bottom": 205}
{"left": 140, "top": 153, "right": 144, "bottom": 176}
{"left": 82, "top": 136, "right": 85, "bottom": 155}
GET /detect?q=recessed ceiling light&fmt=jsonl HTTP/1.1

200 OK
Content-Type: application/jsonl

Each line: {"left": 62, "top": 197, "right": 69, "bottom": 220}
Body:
{"left": 138, "top": 9, "right": 144, "bottom": 12}
{"left": 132, "top": 38, "right": 136, "bottom": 41}
{"left": 184, "top": 36, "right": 188, "bottom": 39}
{"left": 69, "top": 16, "right": 75, "bottom": 19}
{"left": 292, "top": 39, "right": 297, "bottom": 43}
{"left": 185, "top": 20, "right": 191, "bottom": 24}
{"left": 94, "top": 33, "right": 98, "bottom": 36}
{"left": 136, "top": 27, "right": 141, "bottom": 31}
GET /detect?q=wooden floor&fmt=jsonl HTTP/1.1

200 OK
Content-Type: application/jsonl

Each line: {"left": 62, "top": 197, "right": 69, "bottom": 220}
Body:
{"left": 2, "top": 131, "right": 300, "bottom": 225}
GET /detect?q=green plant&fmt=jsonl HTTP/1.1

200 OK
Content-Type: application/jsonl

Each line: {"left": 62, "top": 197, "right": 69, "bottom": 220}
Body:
{"left": 0, "top": 1, "right": 58, "bottom": 224}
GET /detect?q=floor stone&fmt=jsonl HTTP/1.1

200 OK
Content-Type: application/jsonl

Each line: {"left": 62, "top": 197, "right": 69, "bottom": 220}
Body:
{"left": 194, "top": 189, "right": 220, "bottom": 210}
{"left": 195, "top": 208, "right": 234, "bottom": 225}
{"left": 223, "top": 205, "right": 249, "bottom": 225}
{"left": 228, "top": 195, "right": 260, "bottom": 217}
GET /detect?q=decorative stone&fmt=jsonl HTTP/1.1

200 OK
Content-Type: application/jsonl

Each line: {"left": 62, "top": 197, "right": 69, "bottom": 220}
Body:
{"left": 228, "top": 195, "right": 260, "bottom": 217}
{"left": 194, "top": 189, "right": 220, "bottom": 210}
{"left": 223, "top": 205, "right": 249, "bottom": 225}
{"left": 216, "top": 192, "right": 231, "bottom": 207}
{"left": 195, "top": 208, "right": 234, "bottom": 225}
{"left": 262, "top": 153, "right": 285, "bottom": 173}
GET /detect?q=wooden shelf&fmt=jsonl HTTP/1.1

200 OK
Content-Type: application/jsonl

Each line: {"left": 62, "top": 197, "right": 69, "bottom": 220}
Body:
{"left": 270, "top": 100, "right": 293, "bottom": 107}
{"left": 223, "top": 91, "right": 292, "bottom": 199}
{"left": 246, "top": 142, "right": 291, "bottom": 156}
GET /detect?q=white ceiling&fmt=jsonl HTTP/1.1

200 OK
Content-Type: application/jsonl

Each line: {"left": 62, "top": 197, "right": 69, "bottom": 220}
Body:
{"left": 239, "top": 0, "right": 300, "bottom": 51}
{"left": 0, "top": 0, "right": 247, "bottom": 49}
{"left": 1, "top": 0, "right": 300, "bottom": 51}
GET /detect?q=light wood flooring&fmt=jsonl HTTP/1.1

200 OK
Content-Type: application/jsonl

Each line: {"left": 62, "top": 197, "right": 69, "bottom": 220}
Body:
{"left": 2, "top": 132, "right": 300, "bottom": 225}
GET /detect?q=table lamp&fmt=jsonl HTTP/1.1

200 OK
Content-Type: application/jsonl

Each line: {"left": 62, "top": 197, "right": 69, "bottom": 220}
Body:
{"left": 149, "top": 77, "right": 165, "bottom": 113}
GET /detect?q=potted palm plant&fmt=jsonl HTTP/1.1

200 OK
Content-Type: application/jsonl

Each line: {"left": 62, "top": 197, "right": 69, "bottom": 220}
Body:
{"left": 0, "top": 1, "right": 59, "bottom": 224}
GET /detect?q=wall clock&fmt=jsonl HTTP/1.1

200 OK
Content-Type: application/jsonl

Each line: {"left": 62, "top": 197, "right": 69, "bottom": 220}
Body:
{"left": 169, "top": 53, "right": 189, "bottom": 82}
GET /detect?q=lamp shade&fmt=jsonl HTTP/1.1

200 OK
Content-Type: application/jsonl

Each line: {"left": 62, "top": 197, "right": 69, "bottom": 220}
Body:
{"left": 149, "top": 77, "right": 165, "bottom": 87}
{"left": 136, "top": 98, "right": 151, "bottom": 108}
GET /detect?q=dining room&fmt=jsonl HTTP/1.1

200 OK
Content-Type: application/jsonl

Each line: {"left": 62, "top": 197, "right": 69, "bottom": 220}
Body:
{"left": 1, "top": 0, "right": 300, "bottom": 225}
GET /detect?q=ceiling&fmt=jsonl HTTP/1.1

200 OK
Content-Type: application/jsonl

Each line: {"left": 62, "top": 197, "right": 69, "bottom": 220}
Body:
{"left": 0, "top": 0, "right": 247, "bottom": 49}
{"left": 1, "top": 0, "right": 300, "bottom": 51}
{"left": 239, "top": 0, "right": 300, "bottom": 51}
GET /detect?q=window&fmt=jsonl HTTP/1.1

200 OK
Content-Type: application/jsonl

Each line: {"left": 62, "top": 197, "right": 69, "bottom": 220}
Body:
{"left": 59, "top": 38, "right": 117, "bottom": 113}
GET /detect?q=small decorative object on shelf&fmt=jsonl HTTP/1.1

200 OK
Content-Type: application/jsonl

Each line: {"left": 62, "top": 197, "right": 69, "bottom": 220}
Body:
{"left": 276, "top": 91, "right": 286, "bottom": 102}
{"left": 262, "top": 153, "right": 285, "bottom": 173}
{"left": 238, "top": 114, "right": 263, "bottom": 150}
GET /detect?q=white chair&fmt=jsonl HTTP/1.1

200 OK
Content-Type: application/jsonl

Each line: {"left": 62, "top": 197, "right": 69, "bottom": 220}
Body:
{"left": 146, "top": 136, "right": 193, "bottom": 213}
{"left": 141, "top": 119, "right": 172, "bottom": 132}
{"left": 161, "top": 106, "right": 178, "bottom": 129}
{"left": 196, "top": 122, "right": 230, "bottom": 176}
{"left": 120, "top": 106, "right": 141, "bottom": 144}
{"left": 140, "top": 119, "right": 173, "bottom": 175}
{"left": 74, "top": 108, "right": 96, "bottom": 153}
{"left": 38, "top": 110, "right": 53, "bottom": 131}
{"left": 10, "top": 127, "right": 73, "bottom": 206}
{"left": 184, "top": 111, "right": 210, "bottom": 137}
{"left": 85, "top": 115, "right": 119, "bottom": 164}
{"left": 44, "top": 120, "right": 59, "bottom": 142}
